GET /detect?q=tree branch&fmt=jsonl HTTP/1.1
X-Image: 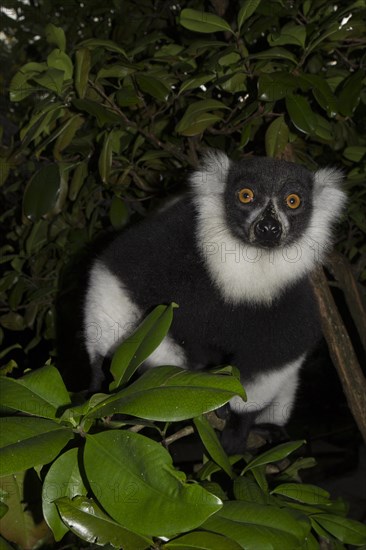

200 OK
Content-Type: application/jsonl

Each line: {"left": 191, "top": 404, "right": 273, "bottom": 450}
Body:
{"left": 311, "top": 267, "right": 366, "bottom": 442}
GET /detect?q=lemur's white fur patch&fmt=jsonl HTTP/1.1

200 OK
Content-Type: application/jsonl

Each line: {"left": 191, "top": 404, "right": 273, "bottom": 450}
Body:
{"left": 230, "top": 355, "right": 305, "bottom": 425}
{"left": 84, "top": 261, "right": 186, "bottom": 365}
{"left": 192, "top": 152, "right": 345, "bottom": 305}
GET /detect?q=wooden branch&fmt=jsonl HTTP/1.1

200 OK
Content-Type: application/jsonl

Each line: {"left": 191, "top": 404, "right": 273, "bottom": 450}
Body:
{"left": 163, "top": 426, "right": 194, "bottom": 447}
{"left": 327, "top": 251, "right": 366, "bottom": 354}
{"left": 311, "top": 267, "right": 366, "bottom": 442}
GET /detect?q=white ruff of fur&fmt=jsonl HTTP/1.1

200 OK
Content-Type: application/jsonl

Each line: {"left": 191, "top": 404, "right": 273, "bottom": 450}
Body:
{"left": 192, "top": 153, "right": 346, "bottom": 305}
{"left": 84, "top": 261, "right": 187, "bottom": 365}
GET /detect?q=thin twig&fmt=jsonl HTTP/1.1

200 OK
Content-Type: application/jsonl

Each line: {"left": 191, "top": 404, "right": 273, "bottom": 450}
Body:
{"left": 163, "top": 426, "right": 195, "bottom": 446}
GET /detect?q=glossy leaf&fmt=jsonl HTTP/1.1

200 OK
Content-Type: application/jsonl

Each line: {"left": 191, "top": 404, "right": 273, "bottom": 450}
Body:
{"left": 56, "top": 495, "right": 152, "bottom": 549}
{"left": 233, "top": 476, "right": 269, "bottom": 504}
{"left": 194, "top": 415, "right": 233, "bottom": 477}
{"left": 53, "top": 115, "right": 84, "bottom": 158}
{"left": 242, "top": 441, "right": 305, "bottom": 474}
{"left": 165, "top": 531, "right": 242, "bottom": 549}
{"left": 271, "top": 483, "right": 331, "bottom": 505}
{"left": 268, "top": 23, "right": 306, "bottom": 48}
{"left": 265, "top": 116, "right": 289, "bottom": 158}
{"left": 258, "top": 72, "right": 297, "bottom": 102}
{"left": 98, "top": 131, "right": 113, "bottom": 184}
{"left": 88, "top": 365, "right": 246, "bottom": 421}
{"left": 23, "top": 164, "right": 61, "bottom": 221}
{"left": 338, "top": 70, "right": 365, "bottom": 117}
{"left": 75, "top": 48, "right": 91, "bottom": 98}
{"left": 0, "top": 365, "right": 70, "bottom": 420}
{"left": 109, "top": 303, "right": 177, "bottom": 390}
{"left": 177, "top": 112, "right": 223, "bottom": 136}
{"left": 135, "top": 74, "right": 170, "bottom": 101}
{"left": 237, "top": 0, "right": 261, "bottom": 30}
{"left": 84, "top": 431, "right": 222, "bottom": 537}
{"left": 72, "top": 98, "right": 121, "bottom": 126}
{"left": 176, "top": 99, "right": 229, "bottom": 135}
{"left": 0, "top": 417, "right": 73, "bottom": 476}
{"left": 42, "top": 448, "right": 87, "bottom": 541}
{"left": 180, "top": 9, "right": 233, "bottom": 34}
{"left": 343, "top": 146, "right": 366, "bottom": 162}
{"left": 179, "top": 74, "right": 215, "bottom": 95}
{"left": 78, "top": 38, "right": 128, "bottom": 58}
{"left": 312, "top": 513, "right": 366, "bottom": 545}
{"left": 203, "top": 501, "right": 311, "bottom": 549}
{"left": 109, "top": 196, "right": 129, "bottom": 230}
{"left": 45, "top": 24, "right": 66, "bottom": 52}
{"left": 47, "top": 49, "right": 73, "bottom": 80}
{"left": 286, "top": 94, "right": 317, "bottom": 135}
{"left": 32, "top": 68, "right": 65, "bottom": 94}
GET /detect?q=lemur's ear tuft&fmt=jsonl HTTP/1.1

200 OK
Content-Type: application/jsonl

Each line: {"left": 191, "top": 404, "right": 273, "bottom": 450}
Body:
{"left": 190, "top": 150, "right": 230, "bottom": 195}
{"left": 314, "top": 167, "right": 344, "bottom": 190}
{"left": 313, "top": 167, "right": 347, "bottom": 217}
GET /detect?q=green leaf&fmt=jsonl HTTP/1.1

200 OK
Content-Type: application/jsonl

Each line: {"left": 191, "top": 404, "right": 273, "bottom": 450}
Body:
{"left": 343, "top": 146, "right": 366, "bottom": 162}
{"left": 286, "top": 94, "right": 317, "bottom": 135}
{"left": 9, "top": 63, "right": 47, "bottom": 101}
{"left": 23, "top": 164, "right": 61, "bottom": 222}
{"left": 47, "top": 49, "right": 73, "bottom": 80}
{"left": 0, "top": 417, "right": 73, "bottom": 476}
{"left": 249, "top": 47, "right": 297, "bottom": 63}
{"left": 177, "top": 112, "right": 223, "bottom": 136}
{"left": 243, "top": 441, "right": 305, "bottom": 474}
{"left": 42, "top": 449, "right": 87, "bottom": 541}
{"left": 300, "top": 74, "right": 338, "bottom": 117}
{"left": 258, "top": 72, "right": 297, "bottom": 102}
{"left": 78, "top": 38, "right": 128, "bottom": 58}
{"left": 338, "top": 70, "right": 365, "bottom": 117}
{"left": 75, "top": 48, "right": 91, "bottom": 99}
{"left": 53, "top": 115, "right": 84, "bottom": 158}
{"left": 97, "top": 64, "right": 136, "bottom": 81}
{"left": 194, "top": 415, "right": 233, "bottom": 477}
{"left": 83, "top": 431, "right": 222, "bottom": 537}
{"left": 109, "top": 303, "right": 177, "bottom": 390}
{"left": 0, "top": 365, "right": 71, "bottom": 420}
{"left": 268, "top": 23, "right": 306, "bottom": 48}
{"left": 109, "top": 197, "right": 129, "bottom": 230}
{"left": 180, "top": 9, "right": 234, "bottom": 34}
{"left": 237, "top": 0, "right": 261, "bottom": 31}
{"left": 45, "top": 24, "right": 66, "bottom": 52}
{"left": 176, "top": 99, "right": 229, "bottom": 136}
{"left": 88, "top": 365, "right": 246, "bottom": 421}
{"left": 32, "top": 68, "right": 65, "bottom": 94}
{"left": 203, "top": 501, "right": 311, "bottom": 549}
{"left": 233, "top": 477, "right": 269, "bottom": 504}
{"left": 72, "top": 98, "right": 121, "bottom": 126}
{"left": 312, "top": 513, "right": 366, "bottom": 545}
{"left": 271, "top": 483, "right": 330, "bottom": 505}
{"left": 165, "top": 531, "right": 242, "bottom": 549}
{"left": 179, "top": 74, "right": 215, "bottom": 95}
{"left": 135, "top": 74, "right": 170, "bottom": 101}
{"left": 265, "top": 116, "right": 289, "bottom": 158}
{"left": 56, "top": 496, "right": 152, "bottom": 549}
{"left": 98, "top": 131, "right": 113, "bottom": 184}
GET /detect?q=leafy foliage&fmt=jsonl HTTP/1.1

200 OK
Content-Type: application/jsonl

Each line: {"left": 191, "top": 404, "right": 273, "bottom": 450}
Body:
{"left": 1, "top": 307, "right": 366, "bottom": 548}
{"left": 1, "top": 0, "right": 365, "bottom": 364}
{"left": 1, "top": 2, "right": 366, "bottom": 547}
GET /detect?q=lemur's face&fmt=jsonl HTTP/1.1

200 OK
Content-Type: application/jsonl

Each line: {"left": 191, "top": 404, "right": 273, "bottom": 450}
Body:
{"left": 224, "top": 158, "right": 314, "bottom": 248}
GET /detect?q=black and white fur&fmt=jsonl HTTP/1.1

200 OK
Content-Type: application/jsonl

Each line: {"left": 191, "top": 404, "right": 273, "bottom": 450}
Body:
{"left": 84, "top": 152, "right": 345, "bottom": 453}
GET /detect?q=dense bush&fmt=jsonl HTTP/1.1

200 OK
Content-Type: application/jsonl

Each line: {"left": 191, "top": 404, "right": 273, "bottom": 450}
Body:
{"left": 0, "top": 0, "right": 365, "bottom": 548}
{"left": 1, "top": 305, "right": 366, "bottom": 548}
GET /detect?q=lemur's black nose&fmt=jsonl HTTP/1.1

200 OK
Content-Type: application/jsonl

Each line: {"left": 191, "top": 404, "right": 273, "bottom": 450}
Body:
{"left": 254, "top": 217, "right": 282, "bottom": 242}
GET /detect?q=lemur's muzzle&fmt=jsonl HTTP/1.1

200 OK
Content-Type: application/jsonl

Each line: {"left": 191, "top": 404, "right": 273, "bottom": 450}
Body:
{"left": 254, "top": 216, "right": 282, "bottom": 245}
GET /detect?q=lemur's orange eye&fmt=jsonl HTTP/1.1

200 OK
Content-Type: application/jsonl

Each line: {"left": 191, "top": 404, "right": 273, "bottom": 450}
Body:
{"left": 238, "top": 188, "right": 254, "bottom": 204}
{"left": 286, "top": 193, "right": 301, "bottom": 209}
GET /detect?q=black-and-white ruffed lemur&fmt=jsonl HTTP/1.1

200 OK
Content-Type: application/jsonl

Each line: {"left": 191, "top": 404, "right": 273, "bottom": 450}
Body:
{"left": 83, "top": 152, "right": 346, "bottom": 454}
